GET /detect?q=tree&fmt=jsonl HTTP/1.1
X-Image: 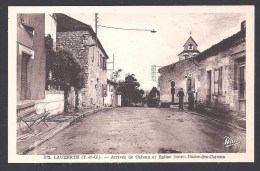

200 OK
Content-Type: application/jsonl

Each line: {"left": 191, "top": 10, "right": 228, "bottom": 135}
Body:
{"left": 110, "top": 68, "right": 122, "bottom": 82}
{"left": 52, "top": 50, "right": 83, "bottom": 89}
{"left": 147, "top": 87, "right": 160, "bottom": 107}
{"left": 45, "top": 34, "right": 85, "bottom": 90}
{"left": 118, "top": 73, "right": 144, "bottom": 106}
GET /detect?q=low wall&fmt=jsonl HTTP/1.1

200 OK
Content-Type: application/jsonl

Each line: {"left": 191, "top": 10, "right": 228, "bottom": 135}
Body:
{"left": 35, "top": 90, "right": 65, "bottom": 116}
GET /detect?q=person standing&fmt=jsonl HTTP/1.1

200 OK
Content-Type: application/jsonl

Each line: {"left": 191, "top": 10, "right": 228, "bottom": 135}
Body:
{"left": 177, "top": 88, "right": 185, "bottom": 110}
{"left": 188, "top": 90, "right": 195, "bottom": 111}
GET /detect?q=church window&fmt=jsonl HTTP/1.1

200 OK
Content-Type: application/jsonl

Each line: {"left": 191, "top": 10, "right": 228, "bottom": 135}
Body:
{"left": 188, "top": 43, "right": 193, "bottom": 50}
{"left": 193, "top": 53, "right": 197, "bottom": 57}
{"left": 183, "top": 53, "right": 189, "bottom": 59}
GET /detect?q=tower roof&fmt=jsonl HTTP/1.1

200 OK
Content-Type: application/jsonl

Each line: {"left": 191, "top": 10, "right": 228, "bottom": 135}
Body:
{"left": 183, "top": 36, "right": 198, "bottom": 47}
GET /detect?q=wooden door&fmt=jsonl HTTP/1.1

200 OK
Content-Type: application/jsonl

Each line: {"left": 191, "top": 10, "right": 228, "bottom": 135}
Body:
{"left": 21, "top": 53, "right": 30, "bottom": 100}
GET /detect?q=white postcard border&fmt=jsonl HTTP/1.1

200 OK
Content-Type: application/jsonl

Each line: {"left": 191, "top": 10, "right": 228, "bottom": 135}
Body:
{"left": 8, "top": 5, "right": 255, "bottom": 163}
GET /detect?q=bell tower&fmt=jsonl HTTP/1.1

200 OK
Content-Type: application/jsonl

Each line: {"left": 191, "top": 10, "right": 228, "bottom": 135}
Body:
{"left": 177, "top": 33, "right": 200, "bottom": 61}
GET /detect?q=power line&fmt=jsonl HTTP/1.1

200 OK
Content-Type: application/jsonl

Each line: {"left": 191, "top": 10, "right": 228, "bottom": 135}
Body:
{"left": 197, "top": 14, "right": 232, "bottom": 44}
{"left": 98, "top": 25, "right": 156, "bottom": 33}
{"left": 179, "top": 15, "right": 240, "bottom": 28}
{"left": 197, "top": 14, "right": 228, "bottom": 44}
{"left": 199, "top": 14, "right": 236, "bottom": 46}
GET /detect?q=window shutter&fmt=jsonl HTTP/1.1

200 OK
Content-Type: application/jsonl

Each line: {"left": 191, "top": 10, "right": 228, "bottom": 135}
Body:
{"left": 100, "top": 55, "right": 103, "bottom": 68}
{"left": 218, "top": 67, "right": 223, "bottom": 95}
{"left": 214, "top": 69, "right": 218, "bottom": 94}
{"left": 21, "top": 14, "right": 33, "bottom": 27}
{"left": 234, "top": 64, "right": 238, "bottom": 90}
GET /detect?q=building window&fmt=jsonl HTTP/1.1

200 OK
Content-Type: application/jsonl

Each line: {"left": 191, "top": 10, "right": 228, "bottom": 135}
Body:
{"left": 207, "top": 70, "right": 212, "bottom": 101}
{"left": 183, "top": 53, "right": 189, "bottom": 59}
{"left": 188, "top": 43, "right": 193, "bottom": 50}
{"left": 234, "top": 63, "right": 238, "bottom": 90}
{"left": 218, "top": 67, "right": 223, "bottom": 95}
{"left": 103, "top": 58, "right": 107, "bottom": 70}
{"left": 20, "top": 14, "right": 35, "bottom": 36}
{"left": 214, "top": 69, "right": 219, "bottom": 94}
{"left": 91, "top": 47, "right": 94, "bottom": 62}
{"left": 97, "top": 51, "right": 100, "bottom": 66}
{"left": 239, "top": 65, "right": 245, "bottom": 99}
{"left": 100, "top": 54, "right": 103, "bottom": 68}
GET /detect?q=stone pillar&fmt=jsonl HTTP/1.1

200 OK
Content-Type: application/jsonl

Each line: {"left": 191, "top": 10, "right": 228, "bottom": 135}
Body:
{"left": 67, "top": 86, "right": 76, "bottom": 112}
{"left": 76, "top": 90, "right": 82, "bottom": 111}
{"left": 81, "top": 87, "right": 88, "bottom": 108}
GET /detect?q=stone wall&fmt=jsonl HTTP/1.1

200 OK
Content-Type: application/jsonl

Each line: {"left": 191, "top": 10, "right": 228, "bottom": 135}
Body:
{"left": 35, "top": 90, "right": 64, "bottom": 116}
{"left": 159, "top": 58, "right": 198, "bottom": 103}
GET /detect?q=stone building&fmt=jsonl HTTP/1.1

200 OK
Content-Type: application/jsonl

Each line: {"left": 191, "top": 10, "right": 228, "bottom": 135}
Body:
{"left": 55, "top": 14, "right": 108, "bottom": 108}
{"left": 159, "top": 21, "right": 246, "bottom": 115}
{"left": 158, "top": 36, "right": 200, "bottom": 103}
{"left": 194, "top": 21, "right": 246, "bottom": 115}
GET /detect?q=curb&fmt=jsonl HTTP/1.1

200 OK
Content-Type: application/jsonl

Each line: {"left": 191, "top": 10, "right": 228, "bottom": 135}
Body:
{"left": 19, "top": 107, "right": 112, "bottom": 155}
{"left": 70, "top": 107, "right": 112, "bottom": 124}
{"left": 19, "top": 122, "right": 70, "bottom": 155}
{"left": 187, "top": 111, "right": 246, "bottom": 132}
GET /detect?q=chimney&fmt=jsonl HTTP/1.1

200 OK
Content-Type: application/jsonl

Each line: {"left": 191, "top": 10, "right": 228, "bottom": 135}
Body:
{"left": 241, "top": 20, "right": 246, "bottom": 30}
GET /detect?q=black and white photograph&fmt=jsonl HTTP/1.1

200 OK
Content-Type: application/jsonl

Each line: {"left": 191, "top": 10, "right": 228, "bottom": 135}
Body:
{"left": 8, "top": 6, "right": 254, "bottom": 163}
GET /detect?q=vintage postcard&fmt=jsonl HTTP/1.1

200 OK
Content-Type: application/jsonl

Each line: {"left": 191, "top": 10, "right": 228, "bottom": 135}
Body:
{"left": 8, "top": 6, "right": 254, "bottom": 163}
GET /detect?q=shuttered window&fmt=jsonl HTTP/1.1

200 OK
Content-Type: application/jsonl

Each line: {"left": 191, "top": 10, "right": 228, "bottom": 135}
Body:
{"left": 239, "top": 65, "right": 245, "bottom": 99}
{"left": 234, "top": 63, "right": 238, "bottom": 90}
{"left": 214, "top": 69, "right": 218, "bottom": 94}
{"left": 103, "top": 58, "right": 107, "bottom": 70}
{"left": 100, "top": 54, "right": 103, "bottom": 68}
{"left": 207, "top": 70, "right": 212, "bottom": 99}
{"left": 218, "top": 67, "right": 223, "bottom": 95}
{"left": 21, "top": 14, "right": 35, "bottom": 36}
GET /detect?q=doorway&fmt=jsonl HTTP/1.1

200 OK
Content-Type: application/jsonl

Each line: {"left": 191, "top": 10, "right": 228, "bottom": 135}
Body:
{"left": 20, "top": 53, "right": 30, "bottom": 100}
{"left": 206, "top": 70, "right": 212, "bottom": 102}
{"left": 238, "top": 64, "right": 246, "bottom": 113}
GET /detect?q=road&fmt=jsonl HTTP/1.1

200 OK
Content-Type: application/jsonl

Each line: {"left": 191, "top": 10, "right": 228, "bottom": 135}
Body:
{"left": 28, "top": 107, "right": 246, "bottom": 154}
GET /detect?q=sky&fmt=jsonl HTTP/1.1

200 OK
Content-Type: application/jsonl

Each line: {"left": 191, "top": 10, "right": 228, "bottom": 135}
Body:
{"left": 67, "top": 12, "right": 245, "bottom": 91}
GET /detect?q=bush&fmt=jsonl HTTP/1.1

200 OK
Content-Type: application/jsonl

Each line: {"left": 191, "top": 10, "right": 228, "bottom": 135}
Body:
{"left": 147, "top": 87, "right": 160, "bottom": 107}
{"left": 45, "top": 35, "right": 85, "bottom": 90}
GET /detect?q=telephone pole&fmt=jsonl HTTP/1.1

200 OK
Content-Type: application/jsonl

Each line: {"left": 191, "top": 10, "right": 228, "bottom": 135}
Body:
{"left": 95, "top": 13, "right": 98, "bottom": 47}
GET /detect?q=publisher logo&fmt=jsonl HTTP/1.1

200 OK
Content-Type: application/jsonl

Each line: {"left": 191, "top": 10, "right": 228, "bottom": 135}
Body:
{"left": 224, "top": 136, "right": 241, "bottom": 147}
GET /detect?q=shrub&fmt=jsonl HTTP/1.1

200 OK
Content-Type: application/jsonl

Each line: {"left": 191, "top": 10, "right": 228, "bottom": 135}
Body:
{"left": 45, "top": 35, "right": 85, "bottom": 90}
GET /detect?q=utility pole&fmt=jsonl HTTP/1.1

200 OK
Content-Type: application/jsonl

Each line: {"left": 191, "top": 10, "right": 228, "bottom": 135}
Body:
{"left": 95, "top": 13, "right": 98, "bottom": 47}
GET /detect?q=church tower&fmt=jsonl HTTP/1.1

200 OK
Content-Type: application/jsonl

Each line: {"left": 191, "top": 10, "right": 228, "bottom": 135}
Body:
{"left": 178, "top": 34, "right": 200, "bottom": 61}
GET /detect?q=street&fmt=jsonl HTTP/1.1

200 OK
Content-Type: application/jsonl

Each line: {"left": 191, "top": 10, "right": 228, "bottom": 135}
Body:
{"left": 28, "top": 107, "right": 246, "bottom": 154}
